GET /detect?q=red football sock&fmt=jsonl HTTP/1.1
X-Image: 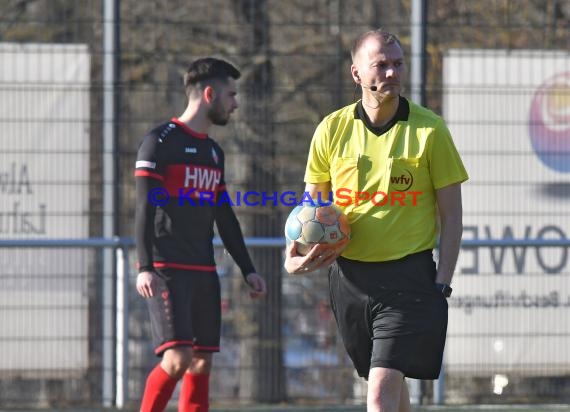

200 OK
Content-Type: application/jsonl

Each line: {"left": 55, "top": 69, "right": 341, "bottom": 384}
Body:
{"left": 178, "top": 372, "right": 210, "bottom": 412}
{"left": 140, "top": 364, "right": 178, "bottom": 412}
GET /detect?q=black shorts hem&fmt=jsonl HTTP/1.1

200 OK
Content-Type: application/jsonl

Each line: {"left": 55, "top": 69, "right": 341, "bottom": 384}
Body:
{"left": 368, "top": 361, "right": 442, "bottom": 380}
{"left": 193, "top": 344, "right": 221, "bottom": 353}
{"left": 154, "top": 340, "right": 194, "bottom": 356}
{"left": 368, "top": 361, "right": 406, "bottom": 375}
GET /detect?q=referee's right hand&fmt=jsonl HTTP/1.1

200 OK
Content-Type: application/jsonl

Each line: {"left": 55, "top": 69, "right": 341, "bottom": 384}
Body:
{"left": 136, "top": 271, "right": 160, "bottom": 298}
{"left": 284, "top": 240, "right": 340, "bottom": 275}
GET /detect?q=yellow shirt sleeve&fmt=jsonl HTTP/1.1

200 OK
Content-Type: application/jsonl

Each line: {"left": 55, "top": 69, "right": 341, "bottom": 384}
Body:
{"left": 429, "top": 118, "right": 469, "bottom": 189}
{"left": 304, "top": 119, "right": 332, "bottom": 184}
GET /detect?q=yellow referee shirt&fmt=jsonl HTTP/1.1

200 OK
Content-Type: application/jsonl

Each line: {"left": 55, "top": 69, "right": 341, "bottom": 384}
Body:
{"left": 304, "top": 97, "right": 469, "bottom": 262}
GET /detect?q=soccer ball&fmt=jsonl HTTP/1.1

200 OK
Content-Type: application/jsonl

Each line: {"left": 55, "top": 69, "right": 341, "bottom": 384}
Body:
{"left": 284, "top": 203, "right": 350, "bottom": 256}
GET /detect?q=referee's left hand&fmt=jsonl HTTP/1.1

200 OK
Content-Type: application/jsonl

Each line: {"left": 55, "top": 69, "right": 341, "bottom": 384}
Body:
{"left": 245, "top": 272, "right": 267, "bottom": 299}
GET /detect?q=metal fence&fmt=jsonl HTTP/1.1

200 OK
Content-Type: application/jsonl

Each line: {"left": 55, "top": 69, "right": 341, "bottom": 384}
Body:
{"left": 0, "top": 238, "right": 352, "bottom": 409}
{"left": 1, "top": 239, "right": 569, "bottom": 409}
{"left": 1, "top": 0, "right": 570, "bottom": 409}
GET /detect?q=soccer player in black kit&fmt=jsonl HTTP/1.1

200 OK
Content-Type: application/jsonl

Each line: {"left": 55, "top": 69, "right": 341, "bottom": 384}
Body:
{"left": 134, "top": 57, "right": 267, "bottom": 412}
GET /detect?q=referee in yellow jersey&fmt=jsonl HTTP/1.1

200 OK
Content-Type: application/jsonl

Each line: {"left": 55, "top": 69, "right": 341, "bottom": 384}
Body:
{"left": 284, "top": 29, "right": 468, "bottom": 412}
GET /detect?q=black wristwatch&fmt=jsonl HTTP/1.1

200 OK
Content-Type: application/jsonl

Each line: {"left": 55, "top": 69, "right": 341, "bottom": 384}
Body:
{"left": 435, "top": 283, "right": 453, "bottom": 298}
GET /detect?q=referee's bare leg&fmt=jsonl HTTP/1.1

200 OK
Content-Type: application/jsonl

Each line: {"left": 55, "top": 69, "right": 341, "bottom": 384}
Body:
{"left": 367, "top": 367, "right": 411, "bottom": 412}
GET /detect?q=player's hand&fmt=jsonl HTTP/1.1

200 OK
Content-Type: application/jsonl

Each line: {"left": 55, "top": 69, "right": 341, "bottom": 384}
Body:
{"left": 136, "top": 270, "right": 160, "bottom": 298}
{"left": 245, "top": 272, "right": 267, "bottom": 299}
{"left": 284, "top": 238, "right": 348, "bottom": 275}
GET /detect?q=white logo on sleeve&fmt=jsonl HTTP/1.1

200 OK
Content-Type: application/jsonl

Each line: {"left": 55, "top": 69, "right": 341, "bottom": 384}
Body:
{"left": 136, "top": 160, "right": 156, "bottom": 169}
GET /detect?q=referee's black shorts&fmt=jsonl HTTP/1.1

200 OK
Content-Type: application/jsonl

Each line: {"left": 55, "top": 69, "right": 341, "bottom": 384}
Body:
{"left": 328, "top": 250, "right": 448, "bottom": 380}
{"left": 146, "top": 267, "right": 221, "bottom": 356}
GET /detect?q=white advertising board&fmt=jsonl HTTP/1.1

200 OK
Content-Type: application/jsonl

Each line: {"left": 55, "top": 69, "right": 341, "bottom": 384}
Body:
{"left": 0, "top": 43, "right": 90, "bottom": 373}
{"left": 443, "top": 50, "right": 570, "bottom": 375}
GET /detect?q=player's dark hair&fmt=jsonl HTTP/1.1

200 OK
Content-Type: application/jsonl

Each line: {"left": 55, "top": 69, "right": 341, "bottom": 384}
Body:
{"left": 351, "top": 29, "right": 402, "bottom": 60}
{"left": 184, "top": 57, "right": 241, "bottom": 97}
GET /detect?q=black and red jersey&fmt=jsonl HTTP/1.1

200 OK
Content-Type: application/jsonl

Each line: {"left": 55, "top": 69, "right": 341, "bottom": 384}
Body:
{"left": 134, "top": 118, "right": 255, "bottom": 277}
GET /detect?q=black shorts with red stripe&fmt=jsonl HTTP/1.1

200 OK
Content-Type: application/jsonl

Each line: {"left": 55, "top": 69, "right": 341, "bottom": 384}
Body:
{"left": 146, "top": 267, "right": 221, "bottom": 356}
